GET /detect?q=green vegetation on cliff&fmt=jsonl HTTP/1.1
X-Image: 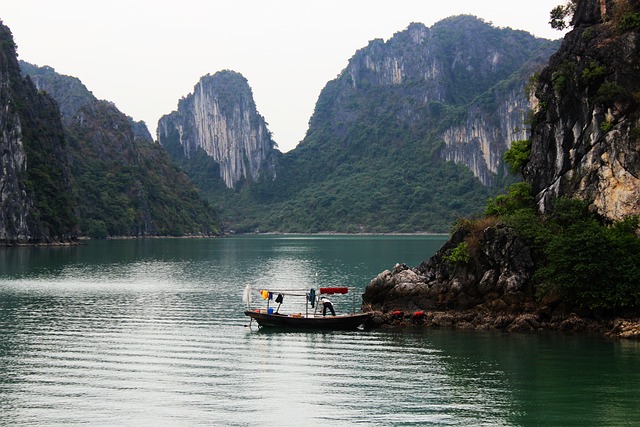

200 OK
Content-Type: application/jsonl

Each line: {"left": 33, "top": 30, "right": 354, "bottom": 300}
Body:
{"left": 21, "top": 63, "right": 220, "bottom": 238}
{"left": 17, "top": 91, "right": 77, "bottom": 238}
{"left": 176, "top": 17, "right": 557, "bottom": 233}
{"left": 1, "top": 22, "right": 76, "bottom": 243}
{"left": 62, "top": 103, "right": 221, "bottom": 238}
{"left": 481, "top": 181, "right": 640, "bottom": 311}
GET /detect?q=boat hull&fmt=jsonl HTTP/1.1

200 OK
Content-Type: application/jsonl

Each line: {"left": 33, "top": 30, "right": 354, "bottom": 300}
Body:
{"left": 244, "top": 310, "right": 371, "bottom": 330}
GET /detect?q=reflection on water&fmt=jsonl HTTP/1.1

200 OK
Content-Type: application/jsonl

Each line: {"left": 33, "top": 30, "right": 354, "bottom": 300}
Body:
{"left": 1, "top": 237, "right": 639, "bottom": 425}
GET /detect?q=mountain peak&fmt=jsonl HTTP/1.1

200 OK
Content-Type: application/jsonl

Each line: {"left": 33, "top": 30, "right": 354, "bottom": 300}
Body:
{"left": 158, "top": 70, "right": 277, "bottom": 190}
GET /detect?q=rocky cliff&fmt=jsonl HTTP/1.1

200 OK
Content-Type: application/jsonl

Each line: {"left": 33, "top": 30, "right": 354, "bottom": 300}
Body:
{"left": 307, "top": 18, "right": 558, "bottom": 187}
{"left": 362, "top": 1, "right": 640, "bottom": 338}
{"left": 157, "top": 70, "right": 277, "bottom": 189}
{"left": 365, "top": 224, "right": 535, "bottom": 313}
{"left": 21, "top": 62, "right": 220, "bottom": 237}
{"left": 524, "top": 0, "right": 640, "bottom": 220}
{"left": 234, "top": 17, "right": 558, "bottom": 234}
{"left": 1, "top": 21, "right": 76, "bottom": 245}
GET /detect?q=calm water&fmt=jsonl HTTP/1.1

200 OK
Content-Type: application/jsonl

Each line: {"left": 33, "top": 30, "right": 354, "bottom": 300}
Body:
{"left": 1, "top": 235, "right": 639, "bottom": 426}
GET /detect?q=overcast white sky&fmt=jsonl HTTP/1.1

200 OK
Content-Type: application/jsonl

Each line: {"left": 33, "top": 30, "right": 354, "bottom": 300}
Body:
{"left": 1, "top": 0, "right": 566, "bottom": 152}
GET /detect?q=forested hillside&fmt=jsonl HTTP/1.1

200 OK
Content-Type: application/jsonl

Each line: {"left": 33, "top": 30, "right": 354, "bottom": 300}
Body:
{"left": 21, "top": 63, "right": 220, "bottom": 238}
{"left": 180, "top": 16, "right": 558, "bottom": 233}
{"left": 1, "top": 21, "right": 76, "bottom": 244}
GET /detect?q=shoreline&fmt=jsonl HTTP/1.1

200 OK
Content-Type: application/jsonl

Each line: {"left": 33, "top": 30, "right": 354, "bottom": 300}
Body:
{"left": 1, "top": 233, "right": 222, "bottom": 247}
{"left": 3, "top": 232, "right": 445, "bottom": 247}
{"left": 105, "top": 233, "right": 221, "bottom": 240}
{"left": 0, "top": 239, "right": 83, "bottom": 248}
{"left": 238, "top": 231, "right": 449, "bottom": 236}
{"left": 365, "top": 309, "right": 640, "bottom": 339}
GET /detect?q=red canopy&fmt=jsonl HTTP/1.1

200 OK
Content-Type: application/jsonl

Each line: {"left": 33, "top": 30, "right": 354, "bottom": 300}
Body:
{"left": 319, "top": 287, "right": 348, "bottom": 295}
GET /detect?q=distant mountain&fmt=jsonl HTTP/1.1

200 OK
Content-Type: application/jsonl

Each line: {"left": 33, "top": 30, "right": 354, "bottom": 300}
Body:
{"left": 1, "top": 21, "right": 76, "bottom": 245}
{"left": 299, "top": 16, "right": 557, "bottom": 186}
{"left": 261, "top": 17, "right": 559, "bottom": 233}
{"left": 158, "top": 70, "right": 278, "bottom": 190}
{"left": 20, "top": 62, "right": 220, "bottom": 238}
{"left": 166, "top": 16, "right": 557, "bottom": 233}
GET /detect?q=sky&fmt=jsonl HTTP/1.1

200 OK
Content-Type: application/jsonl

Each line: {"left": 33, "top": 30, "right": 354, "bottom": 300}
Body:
{"left": 1, "top": 0, "right": 566, "bottom": 152}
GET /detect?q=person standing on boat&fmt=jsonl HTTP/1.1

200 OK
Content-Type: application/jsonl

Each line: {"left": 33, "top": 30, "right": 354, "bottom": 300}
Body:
{"left": 321, "top": 297, "right": 336, "bottom": 316}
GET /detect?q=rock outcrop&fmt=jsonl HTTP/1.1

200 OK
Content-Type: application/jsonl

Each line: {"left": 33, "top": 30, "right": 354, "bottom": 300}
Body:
{"left": 363, "top": 222, "right": 536, "bottom": 314}
{"left": 1, "top": 21, "right": 76, "bottom": 245}
{"left": 524, "top": 0, "right": 640, "bottom": 220}
{"left": 362, "top": 221, "right": 639, "bottom": 337}
{"left": 362, "top": 0, "right": 640, "bottom": 338}
{"left": 157, "top": 70, "right": 277, "bottom": 189}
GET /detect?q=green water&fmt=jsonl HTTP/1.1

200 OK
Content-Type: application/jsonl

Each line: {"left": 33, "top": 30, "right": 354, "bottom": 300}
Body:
{"left": 1, "top": 236, "right": 639, "bottom": 426}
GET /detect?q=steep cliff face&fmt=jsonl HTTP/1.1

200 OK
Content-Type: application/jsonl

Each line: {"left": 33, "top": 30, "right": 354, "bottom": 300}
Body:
{"left": 441, "top": 87, "right": 531, "bottom": 186}
{"left": 1, "top": 22, "right": 76, "bottom": 244}
{"left": 0, "top": 31, "right": 29, "bottom": 242}
{"left": 21, "top": 62, "right": 220, "bottom": 237}
{"left": 157, "top": 71, "right": 277, "bottom": 189}
{"left": 524, "top": 0, "right": 640, "bottom": 220}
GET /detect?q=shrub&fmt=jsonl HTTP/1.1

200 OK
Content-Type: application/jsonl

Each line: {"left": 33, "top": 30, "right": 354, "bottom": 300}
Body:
{"left": 485, "top": 182, "right": 535, "bottom": 217}
{"left": 444, "top": 241, "right": 471, "bottom": 264}
{"left": 596, "top": 81, "right": 627, "bottom": 104}
{"left": 581, "top": 61, "right": 606, "bottom": 84}
{"left": 504, "top": 140, "right": 531, "bottom": 176}
{"left": 536, "top": 209, "right": 640, "bottom": 310}
{"left": 482, "top": 189, "right": 640, "bottom": 310}
{"left": 581, "top": 27, "right": 595, "bottom": 40}
{"left": 618, "top": 12, "right": 640, "bottom": 31}
{"left": 600, "top": 120, "right": 613, "bottom": 132}
{"left": 549, "top": 1, "right": 577, "bottom": 30}
{"left": 552, "top": 61, "right": 576, "bottom": 92}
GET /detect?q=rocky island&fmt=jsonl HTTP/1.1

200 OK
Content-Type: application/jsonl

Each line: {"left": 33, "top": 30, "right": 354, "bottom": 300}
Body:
{"left": 362, "top": 0, "right": 640, "bottom": 339}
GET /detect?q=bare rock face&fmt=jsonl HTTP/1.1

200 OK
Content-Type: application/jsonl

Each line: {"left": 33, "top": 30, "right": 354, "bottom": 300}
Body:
{"left": 158, "top": 71, "right": 277, "bottom": 189}
{"left": 441, "top": 88, "right": 530, "bottom": 186}
{"left": 0, "top": 69, "right": 30, "bottom": 242}
{"left": 524, "top": 0, "right": 640, "bottom": 220}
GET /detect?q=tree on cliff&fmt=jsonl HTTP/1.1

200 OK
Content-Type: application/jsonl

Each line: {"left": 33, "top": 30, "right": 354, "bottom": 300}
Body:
{"left": 550, "top": 0, "right": 578, "bottom": 30}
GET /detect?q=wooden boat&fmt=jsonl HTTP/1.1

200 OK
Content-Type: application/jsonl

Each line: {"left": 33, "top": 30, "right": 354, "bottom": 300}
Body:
{"left": 244, "top": 309, "right": 371, "bottom": 330}
{"left": 243, "top": 286, "right": 371, "bottom": 330}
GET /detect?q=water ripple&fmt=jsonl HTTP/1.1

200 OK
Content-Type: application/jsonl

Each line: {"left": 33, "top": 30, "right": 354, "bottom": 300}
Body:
{"left": 2, "top": 238, "right": 639, "bottom": 426}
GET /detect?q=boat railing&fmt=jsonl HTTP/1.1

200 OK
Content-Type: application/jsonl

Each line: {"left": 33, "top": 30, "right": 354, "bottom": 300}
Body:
{"left": 247, "top": 286, "right": 360, "bottom": 317}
